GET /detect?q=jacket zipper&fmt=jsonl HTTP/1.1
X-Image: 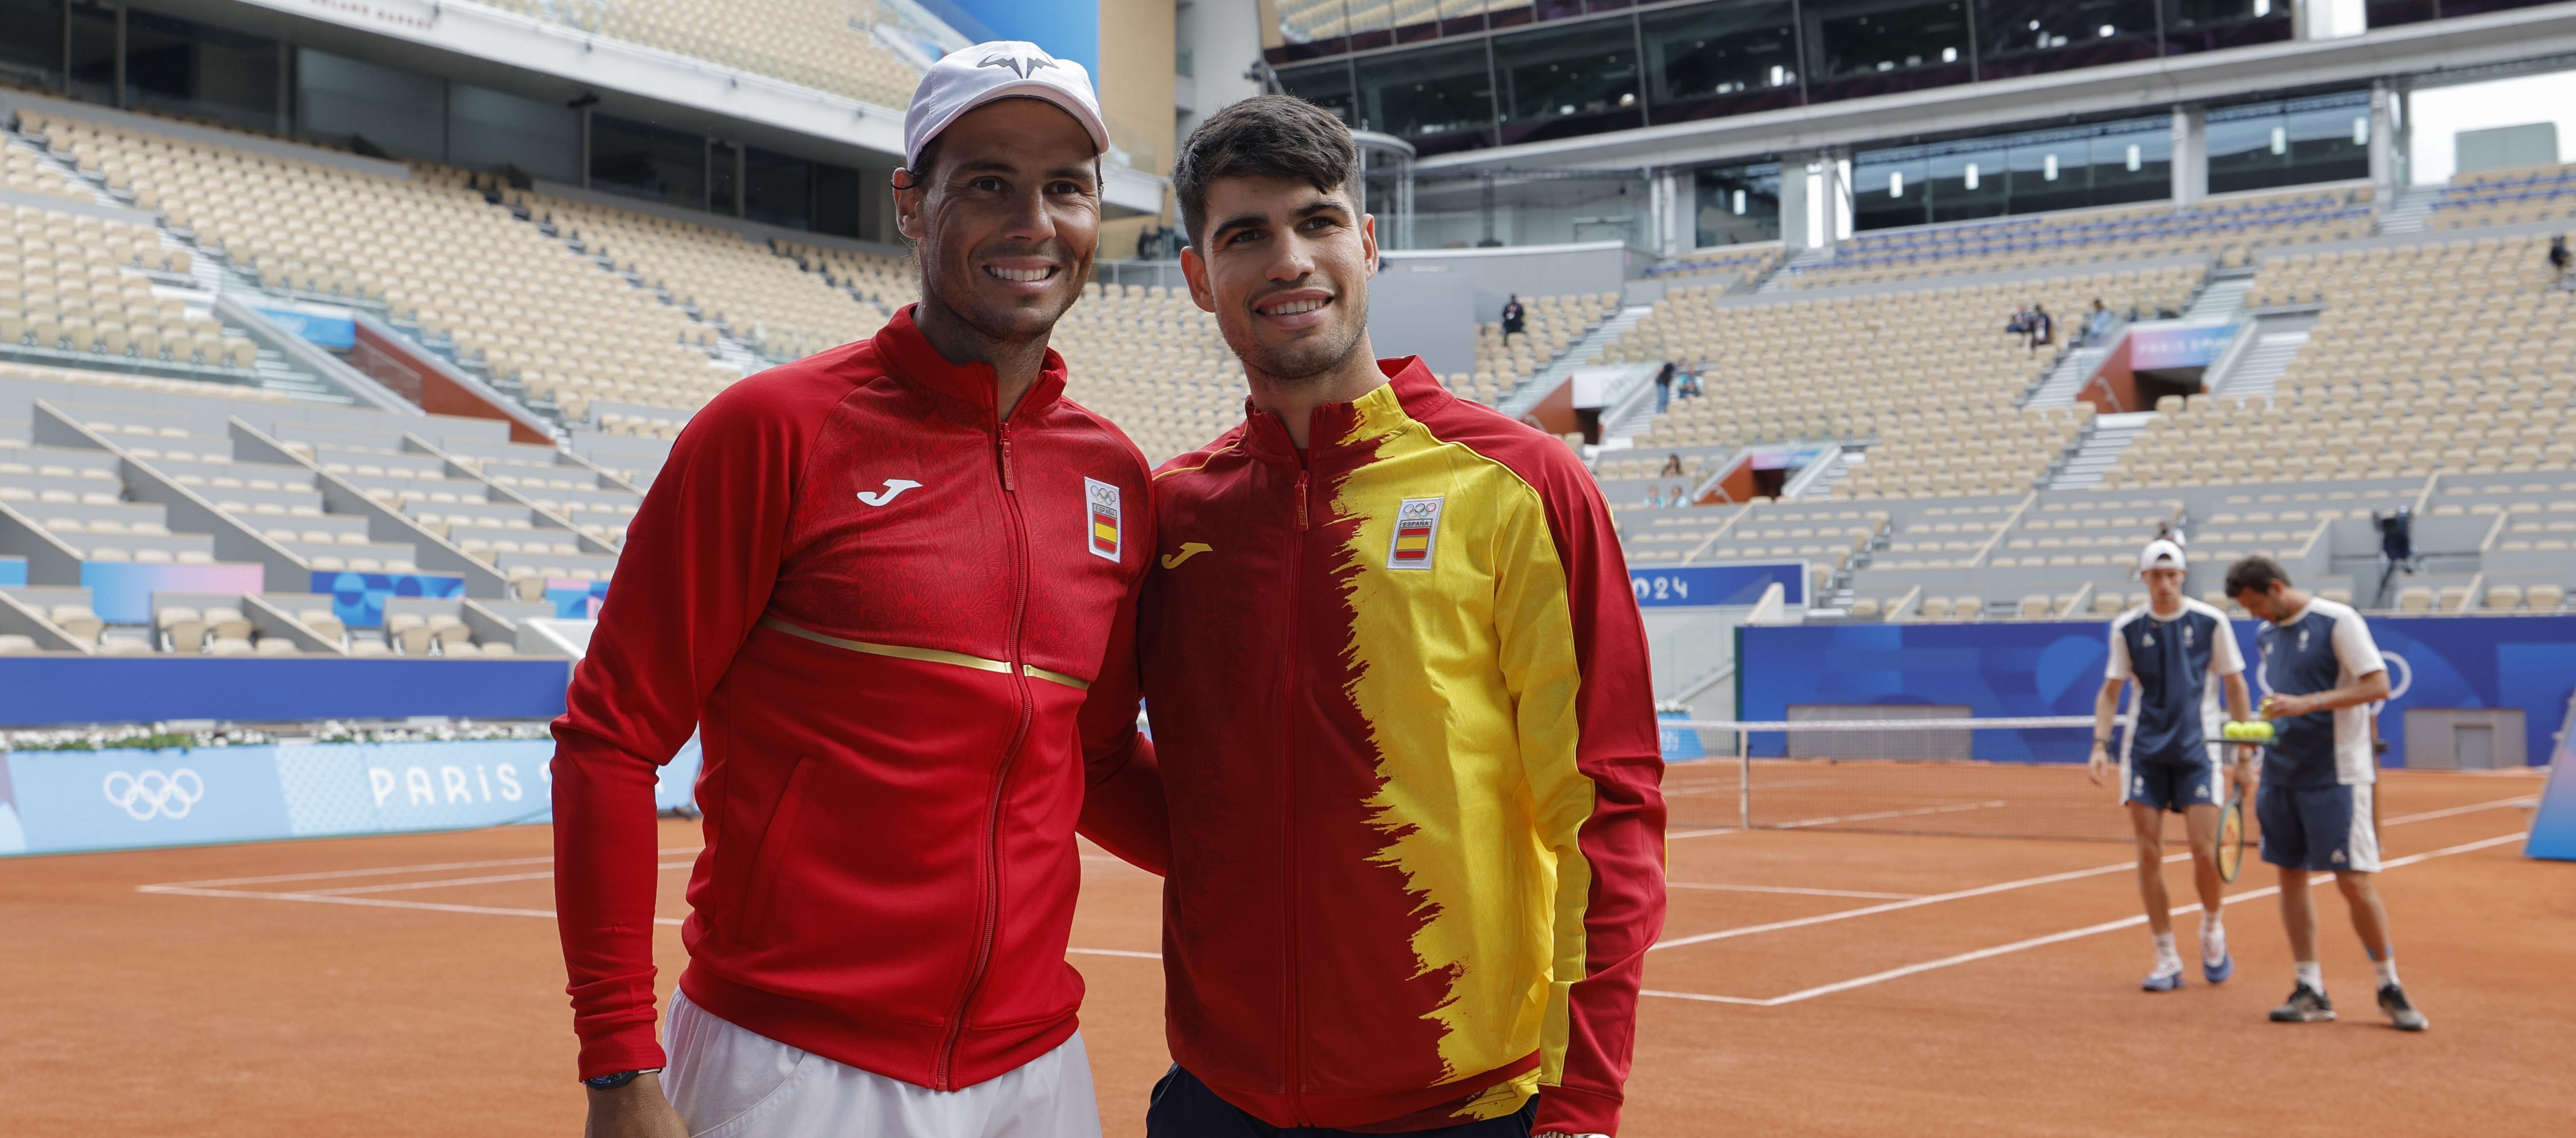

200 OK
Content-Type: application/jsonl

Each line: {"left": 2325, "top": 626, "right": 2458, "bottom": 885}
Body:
{"left": 933, "top": 418, "right": 1037, "bottom": 1090}
{"left": 1282, "top": 461, "right": 1310, "bottom": 1124}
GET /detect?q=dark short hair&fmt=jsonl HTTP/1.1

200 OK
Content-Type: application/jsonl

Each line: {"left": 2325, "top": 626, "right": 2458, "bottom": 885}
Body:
{"left": 2225, "top": 555, "right": 2292, "bottom": 598}
{"left": 1173, "top": 95, "right": 1357, "bottom": 247}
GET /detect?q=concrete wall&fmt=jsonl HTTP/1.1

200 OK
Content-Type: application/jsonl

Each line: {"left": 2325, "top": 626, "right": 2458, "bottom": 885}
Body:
{"left": 1366, "top": 271, "right": 1477, "bottom": 378}
{"left": 1097, "top": 0, "right": 1178, "bottom": 256}
{"left": 1379, "top": 241, "right": 1626, "bottom": 318}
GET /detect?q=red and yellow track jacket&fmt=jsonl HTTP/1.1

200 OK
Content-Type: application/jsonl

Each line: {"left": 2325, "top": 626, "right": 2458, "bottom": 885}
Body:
{"left": 552, "top": 307, "right": 1158, "bottom": 1089}
{"left": 1100, "top": 357, "right": 1666, "bottom": 1135}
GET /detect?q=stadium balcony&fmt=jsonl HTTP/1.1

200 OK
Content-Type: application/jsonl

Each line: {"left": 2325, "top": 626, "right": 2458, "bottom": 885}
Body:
{"left": 1779, "top": 187, "right": 2374, "bottom": 290}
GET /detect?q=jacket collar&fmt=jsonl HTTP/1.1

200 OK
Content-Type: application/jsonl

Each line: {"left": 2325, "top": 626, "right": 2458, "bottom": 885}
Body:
{"left": 1239, "top": 356, "right": 1445, "bottom": 468}
{"left": 872, "top": 303, "right": 1067, "bottom": 422}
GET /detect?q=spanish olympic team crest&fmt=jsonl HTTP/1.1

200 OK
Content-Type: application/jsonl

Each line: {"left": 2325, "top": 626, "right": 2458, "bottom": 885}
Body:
{"left": 1386, "top": 496, "right": 1443, "bottom": 570}
{"left": 1085, "top": 477, "right": 1122, "bottom": 562}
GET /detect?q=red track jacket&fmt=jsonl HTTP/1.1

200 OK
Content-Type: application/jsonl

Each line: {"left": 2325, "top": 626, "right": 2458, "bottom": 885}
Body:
{"left": 1086, "top": 359, "right": 1666, "bottom": 1135}
{"left": 551, "top": 306, "right": 1159, "bottom": 1089}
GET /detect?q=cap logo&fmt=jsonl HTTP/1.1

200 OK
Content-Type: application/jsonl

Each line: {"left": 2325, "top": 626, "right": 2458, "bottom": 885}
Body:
{"left": 978, "top": 48, "right": 1059, "bottom": 78}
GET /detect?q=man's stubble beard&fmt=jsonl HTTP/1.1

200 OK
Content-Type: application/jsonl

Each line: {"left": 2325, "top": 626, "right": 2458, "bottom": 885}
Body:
{"left": 923, "top": 259, "right": 1076, "bottom": 349}
{"left": 1230, "top": 291, "right": 1371, "bottom": 388}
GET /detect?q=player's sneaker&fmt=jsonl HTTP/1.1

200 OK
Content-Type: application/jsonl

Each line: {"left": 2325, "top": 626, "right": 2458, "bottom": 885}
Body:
{"left": 2142, "top": 961, "right": 2186, "bottom": 992}
{"left": 2202, "top": 951, "right": 2234, "bottom": 985}
{"left": 2378, "top": 984, "right": 2429, "bottom": 1032}
{"left": 2268, "top": 983, "right": 2335, "bottom": 1023}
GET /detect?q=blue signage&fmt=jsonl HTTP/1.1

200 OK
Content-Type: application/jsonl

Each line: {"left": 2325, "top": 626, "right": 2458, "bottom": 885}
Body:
{"left": 2129, "top": 320, "right": 2242, "bottom": 371}
{"left": 0, "top": 556, "right": 23, "bottom": 587}
{"left": 253, "top": 304, "right": 357, "bottom": 351}
{"left": 1631, "top": 562, "right": 1807, "bottom": 608}
{"left": 315, "top": 570, "right": 466, "bottom": 628}
{"left": 6, "top": 746, "right": 294, "bottom": 853}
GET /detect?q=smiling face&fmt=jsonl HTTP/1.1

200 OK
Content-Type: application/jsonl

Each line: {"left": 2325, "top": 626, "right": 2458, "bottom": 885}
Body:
{"left": 894, "top": 98, "right": 1100, "bottom": 347}
{"left": 1181, "top": 173, "right": 1376, "bottom": 384}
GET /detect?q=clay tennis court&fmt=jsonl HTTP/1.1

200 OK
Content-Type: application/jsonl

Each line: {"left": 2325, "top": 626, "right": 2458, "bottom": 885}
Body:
{"left": 2, "top": 765, "right": 2566, "bottom": 1137}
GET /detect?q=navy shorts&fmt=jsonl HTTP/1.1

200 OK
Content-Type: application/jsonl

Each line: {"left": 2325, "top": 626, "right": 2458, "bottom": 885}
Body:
{"left": 2120, "top": 747, "right": 2225, "bottom": 813}
{"left": 2257, "top": 781, "right": 2382, "bottom": 872}
{"left": 1145, "top": 1065, "right": 1538, "bottom": 1138}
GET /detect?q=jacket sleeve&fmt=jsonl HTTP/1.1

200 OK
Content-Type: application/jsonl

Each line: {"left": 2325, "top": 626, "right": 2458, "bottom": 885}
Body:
{"left": 1076, "top": 489, "right": 1170, "bottom": 876}
{"left": 549, "top": 381, "right": 812, "bottom": 1080}
{"left": 1492, "top": 458, "right": 1666, "bottom": 1137}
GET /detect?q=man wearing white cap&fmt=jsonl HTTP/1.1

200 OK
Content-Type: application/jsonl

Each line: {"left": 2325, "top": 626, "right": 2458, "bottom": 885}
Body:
{"left": 555, "top": 41, "right": 1160, "bottom": 1138}
{"left": 2087, "top": 537, "right": 2254, "bottom": 993}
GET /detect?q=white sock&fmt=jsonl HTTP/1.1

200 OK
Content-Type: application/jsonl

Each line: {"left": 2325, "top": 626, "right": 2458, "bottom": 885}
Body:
{"left": 2152, "top": 932, "right": 2180, "bottom": 969}
{"left": 2200, "top": 917, "right": 2228, "bottom": 965}
{"left": 2373, "top": 952, "right": 2400, "bottom": 989}
{"left": 2295, "top": 961, "right": 2324, "bottom": 993}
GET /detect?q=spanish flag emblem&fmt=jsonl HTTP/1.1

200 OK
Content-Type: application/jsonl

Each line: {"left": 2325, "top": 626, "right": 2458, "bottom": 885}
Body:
{"left": 1385, "top": 496, "right": 1443, "bottom": 570}
{"left": 1085, "top": 476, "right": 1122, "bottom": 562}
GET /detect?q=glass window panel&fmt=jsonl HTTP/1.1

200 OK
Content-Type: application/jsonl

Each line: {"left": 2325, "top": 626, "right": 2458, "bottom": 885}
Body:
{"left": 1278, "top": 61, "right": 1358, "bottom": 126}
{"left": 1355, "top": 40, "right": 1496, "bottom": 155}
{"left": 2205, "top": 101, "right": 2288, "bottom": 196}
{"left": 1642, "top": 0, "right": 1801, "bottom": 126}
{"left": 2163, "top": 0, "right": 2292, "bottom": 55}
{"left": 1695, "top": 162, "right": 1782, "bottom": 246}
{"left": 2364, "top": 0, "right": 2438, "bottom": 27}
{"left": 1928, "top": 145, "right": 2008, "bottom": 223}
{"left": 125, "top": 11, "right": 283, "bottom": 134}
{"left": 0, "top": 0, "right": 64, "bottom": 92}
{"left": 2087, "top": 123, "right": 2170, "bottom": 206}
{"left": 1852, "top": 147, "right": 1931, "bottom": 231}
{"left": 1974, "top": 0, "right": 2160, "bottom": 79}
{"left": 2282, "top": 93, "right": 2371, "bottom": 184}
{"left": 709, "top": 141, "right": 740, "bottom": 216}
{"left": 813, "top": 161, "right": 862, "bottom": 238}
{"left": 744, "top": 148, "right": 813, "bottom": 229}
{"left": 67, "top": 3, "right": 115, "bottom": 107}
{"left": 591, "top": 114, "right": 708, "bottom": 211}
{"left": 1491, "top": 17, "right": 1642, "bottom": 145}
{"left": 1812, "top": 1, "right": 1971, "bottom": 79}
{"left": 447, "top": 83, "right": 581, "bottom": 185}
{"left": 297, "top": 49, "right": 444, "bottom": 162}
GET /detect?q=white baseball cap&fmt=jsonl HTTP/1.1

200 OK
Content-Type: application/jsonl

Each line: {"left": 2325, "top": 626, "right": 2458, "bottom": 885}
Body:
{"left": 2138, "top": 538, "right": 2189, "bottom": 572}
{"left": 903, "top": 41, "right": 1108, "bottom": 174}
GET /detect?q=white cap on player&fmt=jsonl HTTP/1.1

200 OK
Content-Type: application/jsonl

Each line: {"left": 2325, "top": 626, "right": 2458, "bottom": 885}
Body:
{"left": 2138, "top": 538, "right": 2188, "bottom": 572}
{"left": 902, "top": 41, "right": 1108, "bottom": 174}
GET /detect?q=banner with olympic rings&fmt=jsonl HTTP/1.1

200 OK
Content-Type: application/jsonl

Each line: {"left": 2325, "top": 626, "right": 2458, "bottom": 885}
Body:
{"left": 0, "top": 738, "right": 703, "bottom": 857}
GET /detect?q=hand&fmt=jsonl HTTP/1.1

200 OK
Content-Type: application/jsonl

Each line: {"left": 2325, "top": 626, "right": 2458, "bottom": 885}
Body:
{"left": 586, "top": 1074, "right": 687, "bottom": 1138}
{"left": 2086, "top": 745, "right": 2111, "bottom": 787}
{"left": 2230, "top": 758, "right": 2255, "bottom": 799}
{"left": 2263, "top": 693, "right": 2314, "bottom": 719}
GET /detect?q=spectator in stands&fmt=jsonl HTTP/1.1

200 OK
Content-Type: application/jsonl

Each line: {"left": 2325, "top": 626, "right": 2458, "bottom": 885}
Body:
{"left": 1643, "top": 485, "right": 1668, "bottom": 509}
{"left": 554, "top": 43, "right": 1158, "bottom": 1138}
{"left": 1501, "top": 293, "right": 1526, "bottom": 343}
{"left": 1659, "top": 452, "right": 1685, "bottom": 477}
{"left": 1675, "top": 369, "right": 1703, "bottom": 399}
{"left": 2007, "top": 303, "right": 2033, "bottom": 337}
{"left": 2027, "top": 302, "right": 2055, "bottom": 353}
{"left": 2084, "top": 298, "right": 2115, "bottom": 346}
{"left": 1654, "top": 359, "right": 1677, "bottom": 412}
{"left": 1091, "top": 92, "right": 1664, "bottom": 1138}
{"left": 2551, "top": 235, "right": 2570, "bottom": 284}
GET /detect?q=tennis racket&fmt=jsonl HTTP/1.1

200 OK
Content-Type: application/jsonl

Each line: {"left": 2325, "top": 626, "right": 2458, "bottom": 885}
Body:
{"left": 2216, "top": 788, "right": 2247, "bottom": 883}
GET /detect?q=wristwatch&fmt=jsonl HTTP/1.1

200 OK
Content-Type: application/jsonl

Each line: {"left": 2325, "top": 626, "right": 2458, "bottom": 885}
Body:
{"left": 582, "top": 1069, "right": 659, "bottom": 1090}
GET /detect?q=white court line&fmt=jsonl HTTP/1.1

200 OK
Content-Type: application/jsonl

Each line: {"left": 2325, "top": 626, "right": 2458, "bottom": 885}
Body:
{"left": 1769, "top": 801, "right": 2008, "bottom": 829}
{"left": 147, "top": 846, "right": 705, "bottom": 891}
{"left": 1648, "top": 794, "right": 2534, "bottom": 951}
{"left": 1666, "top": 827, "right": 1743, "bottom": 842}
{"left": 1666, "top": 882, "right": 1922, "bottom": 901}
{"left": 308, "top": 862, "right": 696, "bottom": 896}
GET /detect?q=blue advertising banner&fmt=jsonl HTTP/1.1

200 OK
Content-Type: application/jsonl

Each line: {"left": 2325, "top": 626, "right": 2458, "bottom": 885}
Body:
{"left": 543, "top": 578, "right": 609, "bottom": 619}
{"left": 252, "top": 304, "right": 357, "bottom": 350}
{"left": 1740, "top": 614, "right": 2576, "bottom": 765}
{"left": 6, "top": 746, "right": 293, "bottom": 853}
{"left": 81, "top": 560, "right": 265, "bottom": 624}
{"left": 1632, "top": 562, "right": 1806, "bottom": 608}
{"left": 1658, "top": 712, "right": 1706, "bottom": 760}
{"left": 314, "top": 570, "right": 465, "bottom": 628}
{"left": 0, "top": 737, "right": 702, "bottom": 857}
{"left": 2128, "top": 320, "right": 2242, "bottom": 370}
{"left": 2529, "top": 746, "right": 2576, "bottom": 861}
{"left": 0, "top": 656, "right": 570, "bottom": 726}
{"left": 0, "top": 556, "right": 24, "bottom": 587}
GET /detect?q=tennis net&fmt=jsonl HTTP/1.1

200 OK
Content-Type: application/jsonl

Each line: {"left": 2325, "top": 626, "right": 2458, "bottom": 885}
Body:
{"left": 1664, "top": 716, "right": 2150, "bottom": 843}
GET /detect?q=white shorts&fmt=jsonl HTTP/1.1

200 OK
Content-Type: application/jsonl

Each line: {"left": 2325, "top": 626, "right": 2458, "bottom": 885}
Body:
{"left": 661, "top": 989, "right": 1102, "bottom": 1138}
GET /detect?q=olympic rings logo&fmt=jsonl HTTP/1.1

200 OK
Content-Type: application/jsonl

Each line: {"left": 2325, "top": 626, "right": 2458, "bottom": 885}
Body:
{"left": 101, "top": 769, "right": 205, "bottom": 821}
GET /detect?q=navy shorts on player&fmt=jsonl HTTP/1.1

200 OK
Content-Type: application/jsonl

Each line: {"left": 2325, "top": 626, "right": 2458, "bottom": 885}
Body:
{"left": 2257, "top": 781, "right": 2382, "bottom": 872}
{"left": 2121, "top": 748, "right": 2224, "bottom": 813}
{"left": 1146, "top": 1066, "right": 1538, "bottom": 1138}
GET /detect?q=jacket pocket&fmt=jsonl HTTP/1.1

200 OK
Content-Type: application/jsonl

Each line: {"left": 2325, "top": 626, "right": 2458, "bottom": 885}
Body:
{"left": 732, "top": 754, "right": 815, "bottom": 945}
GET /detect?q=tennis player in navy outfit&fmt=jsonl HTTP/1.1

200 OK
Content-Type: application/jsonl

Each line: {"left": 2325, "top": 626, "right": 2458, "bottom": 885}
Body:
{"left": 2224, "top": 555, "right": 2429, "bottom": 1031}
{"left": 2089, "top": 539, "right": 2253, "bottom": 992}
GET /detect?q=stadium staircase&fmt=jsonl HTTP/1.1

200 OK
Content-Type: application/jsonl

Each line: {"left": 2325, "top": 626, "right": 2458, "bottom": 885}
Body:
{"left": 2205, "top": 314, "right": 2317, "bottom": 399}
{"left": 1758, "top": 246, "right": 1836, "bottom": 293}
{"left": 2040, "top": 411, "right": 2158, "bottom": 490}
{"left": 1789, "top": 446, "right": 1859, "bottom": 501}
{"left": 2377, "top": 184, "right": 2440, "bottom": 235}
{"left": 2182, "top": 269, "right": 2256, "bottom": 324}
{"left": 2020, "top": 338, "right": 2114, "bottom": 408}
{"left": 1498, "top": 305, "right": 1654, "bottom": 419}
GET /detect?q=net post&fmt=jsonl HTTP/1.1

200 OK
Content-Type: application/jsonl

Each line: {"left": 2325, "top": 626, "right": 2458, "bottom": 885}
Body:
{"left": 1738, "top": 728, "right": 1750, "bottom": 829}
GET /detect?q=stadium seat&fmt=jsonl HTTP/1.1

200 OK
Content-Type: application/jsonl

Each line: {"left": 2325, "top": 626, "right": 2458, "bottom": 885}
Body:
{"left": 2019, "top": 594, "right": 2052, "bottom": 619}
{"left": 48, "top": 604, "right": 102, "bottom": 644}
{"left": 2398, "top": 587, "right": 2435, "bottom": 613}
{"left": 2485, "top": 585, "right": 2525, "bottom": 612}
{"left": 0, "top": 633, "right": 38, "bottom": 654}
{"left": 1848, "top": 597, "right": 1881, "bottom": 619}
{"left": 2530, "top": 584, "right": 2566, "bottom": 612}
{"left": 1919, "top": 596, "right": 1952, "bottom": 620}
{"left": 1952, "top": 596, "right": 1984, "bottom": 621}
{"left": 2091, "top": 592, "right": 2123, "bottom": 616}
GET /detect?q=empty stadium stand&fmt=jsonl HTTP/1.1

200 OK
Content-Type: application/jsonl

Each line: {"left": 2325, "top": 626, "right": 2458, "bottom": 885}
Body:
{"left": 2426, "top": 161, "right": 2576, "bottom": 230}
{"left": 1781, "top": 188, "right": 2374, "bottom": 290}
{"left": 478, "top": 0, "right": 927, "bottom": 109}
